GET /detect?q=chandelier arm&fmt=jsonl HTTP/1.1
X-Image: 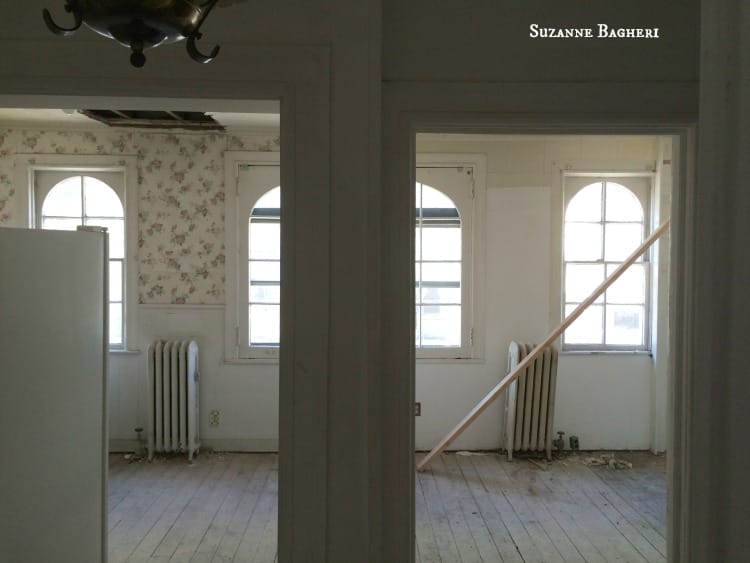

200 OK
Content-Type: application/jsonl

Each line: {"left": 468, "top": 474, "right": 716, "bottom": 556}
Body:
{"left": 42, "top": 5, "right": 83, "bottom": 37}
{"left": 194, "top": 0, "right": 221, "bottom": 31}
{"left": 186, "top": 33, "right": 220, "bottom": 64}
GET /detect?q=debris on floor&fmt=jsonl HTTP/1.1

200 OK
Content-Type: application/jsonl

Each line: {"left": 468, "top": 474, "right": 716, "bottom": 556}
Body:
{"left": 581, "top": 453, "right": 633, "bottom": 470}
{"left": 527, "top": 458, "right": 550, "bottom": 471}
{"left": 455, "top": 450, "right": 490, "bottom": 457}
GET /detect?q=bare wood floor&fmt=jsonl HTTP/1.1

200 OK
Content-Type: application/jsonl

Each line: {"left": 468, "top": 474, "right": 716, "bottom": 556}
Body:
{"left": 108, "top": 451, "right": 665, "bottom": 562}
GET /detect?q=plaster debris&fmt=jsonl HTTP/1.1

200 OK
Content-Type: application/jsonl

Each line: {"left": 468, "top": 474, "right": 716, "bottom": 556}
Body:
{"left": 528, "top": 458, "right": 549, "bottom": 471}
{"left": 455, "top": 451, "right": 490, "bottom": 457}
{"left": 582, "top": 453, "right": 633, "bottom": 470}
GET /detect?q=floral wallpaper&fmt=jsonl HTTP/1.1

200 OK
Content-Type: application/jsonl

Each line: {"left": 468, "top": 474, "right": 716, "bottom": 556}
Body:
{"left": 0, "top": 127, "right": 279, "bottom": 304}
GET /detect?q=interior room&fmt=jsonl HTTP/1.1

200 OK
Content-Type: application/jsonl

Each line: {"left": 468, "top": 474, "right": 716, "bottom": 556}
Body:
{"left": 411, "top": 133, "right": 672, "bottom": 562}
{"left": 1, "top": 109, "right": 672, "bottom": 562}
{"left": 1, "top": 1, "right": 749, "bottom": 562}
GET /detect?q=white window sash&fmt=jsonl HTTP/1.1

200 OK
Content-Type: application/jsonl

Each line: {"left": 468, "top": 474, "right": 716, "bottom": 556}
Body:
{"left": 19, "top": 155, "right": 138, "bottom": 352}
{"left": 562, "top": 173, "right": 653, "bottom": 351}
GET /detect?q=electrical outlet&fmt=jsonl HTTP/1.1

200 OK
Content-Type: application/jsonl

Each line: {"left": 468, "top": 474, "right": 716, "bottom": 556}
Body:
{"left": 414, "top": 402, "right": 421, "bottom": 416}
{"left": 209, "top": 410, "right": 220, "bottom": 426}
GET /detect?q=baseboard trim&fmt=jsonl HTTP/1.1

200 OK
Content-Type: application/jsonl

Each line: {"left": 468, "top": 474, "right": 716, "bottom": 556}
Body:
{"left": 108, "top": 438, "right": 279, "bottom": 454}
{"left": 203, "top": 438, "right": 278, "bottom": 452}
{"left": 109, "top": 439, "right": 140, "bottom": 453}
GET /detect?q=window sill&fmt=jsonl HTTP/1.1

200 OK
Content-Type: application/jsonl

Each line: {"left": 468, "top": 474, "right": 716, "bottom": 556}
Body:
{"left": 417, "top": 357, "right": 486, "bottom": 364}
{"left": 109, "top": 348, "right": 141, "bottom": 355}
{"left": 560, "top": 350, "right": 652, "bottom": 357}
{"left": 224, "top": 357, "right": 279, "bottom": 366}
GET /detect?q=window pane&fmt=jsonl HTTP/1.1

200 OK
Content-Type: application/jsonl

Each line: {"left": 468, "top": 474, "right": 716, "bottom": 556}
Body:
{"left": 420, "top": 184, "right": 457, "bottom": 210}
{"left": 250, "top": 304, "right": 280, "bottom": 345}
{"left": 109, "top": 302, "right": 123, "bottom": 346}
{"left": 41, "top": 217, "right": 80, "bottom": 231}
{"left": 564, "top": 304, "right": 603, "bottom": 345}
{"left": 87, "top": 218, "right": 125, "bottom": 259}
{"left": 249, "top": 260, "right": 280, "bottom": 282}
{"left": 421, "top": 262, "right": 460, "bottom": 283}
{"left": 604, "top": 223, "right": 642, "bottom": 262}
{"left": 249, "top": 221, "right": 280, "bottom": 260}
{"left": 255, "top": 186, "right": 280, "bottom": 209}
{"left": 250, "top": 282, "right": 280, "bottom": 304}
{"left": 84, "top": 177, "right": 123, "bottom": 217}
{"left": 566, "top": 184, "right": 602, "bottom": 222}
{"left": 606, "top": 263, "right": 646, "bottom": 304}
{"left": 419, "top": 304, "right": 461, "bottom": 347}
{"left": 420, "top": 226, "right": 461, "bottom": 261}
{"left": 564, "top": 223, "right": 602, "bottom": 261}
{"left": 420, "top": 285, "right": 461, "bottom": 305}
{"left": 565, "top": 264, "right": 605, "bottom": 303}
{"left": 606, "top": 305, "right": 644, "bottom": 346}
{"left": 109, "top": 260, "right": 122, "bottom": 302}
{"left": 42, "top": 177, "right": 82, "bottom": 218}
{"left": 605, "top": 183, "right": 643, "bottom": 222}
{"left": 415, "top": 227, "right": 420, "bottom": 258}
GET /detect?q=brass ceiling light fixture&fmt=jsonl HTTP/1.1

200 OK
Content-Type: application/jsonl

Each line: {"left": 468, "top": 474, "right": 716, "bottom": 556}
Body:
{"left": 42, "top": 0, "right": 226, "bottom": 68}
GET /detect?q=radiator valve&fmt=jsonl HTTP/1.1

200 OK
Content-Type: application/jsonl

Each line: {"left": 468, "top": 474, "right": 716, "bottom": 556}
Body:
{"left": 569, "top": 435, "right": 580, "bottom": 451}
{"left": 553, "top": 431, "right": 565, "bottom": 453}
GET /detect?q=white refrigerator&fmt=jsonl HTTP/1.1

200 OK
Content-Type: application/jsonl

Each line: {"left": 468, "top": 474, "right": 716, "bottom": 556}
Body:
{"left": 0, "top": 227, "right": 108, "bottom": 563}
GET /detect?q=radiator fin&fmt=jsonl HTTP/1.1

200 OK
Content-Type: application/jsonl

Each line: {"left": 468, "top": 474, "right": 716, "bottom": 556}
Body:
{"left": 505, "top": 341, "right": 558, "bottom": 461}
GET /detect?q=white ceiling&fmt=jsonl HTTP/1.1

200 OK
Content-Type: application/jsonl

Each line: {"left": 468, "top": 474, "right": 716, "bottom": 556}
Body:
{"left": 0, "top": 108, "right": 280, "bottom": 132}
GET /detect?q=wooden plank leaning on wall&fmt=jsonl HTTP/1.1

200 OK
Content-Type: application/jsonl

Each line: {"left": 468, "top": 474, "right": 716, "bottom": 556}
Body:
{"left": 417, "top": 219, "right": 671, "bottom": 472}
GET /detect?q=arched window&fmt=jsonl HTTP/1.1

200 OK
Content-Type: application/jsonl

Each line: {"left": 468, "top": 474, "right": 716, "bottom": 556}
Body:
{"left": 226, "top": 157, "right": 279, "bottom": 360}
{"left": 248, "top": 186, "right": 281, "bottom": 348}
{"left": 415, "top": 183, "right": 462, "bottom": 349}
{"left": 563, "top": 178, "right": 650, "bottom": 349}
{"left": 225, "top": 155, "right": 483, "bottom": 360}
{"left": 39, "top": 175, "right": 126, "bottom": 347}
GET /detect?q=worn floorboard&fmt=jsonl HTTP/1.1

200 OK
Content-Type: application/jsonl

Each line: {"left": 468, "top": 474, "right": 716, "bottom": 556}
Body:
{"left": 108, "top": 451, "right": 666, "bottom": 562}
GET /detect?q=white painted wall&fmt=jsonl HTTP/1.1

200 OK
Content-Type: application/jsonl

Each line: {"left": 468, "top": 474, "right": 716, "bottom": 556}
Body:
{"left": 1, "top": 132, "right": 666, "bottom": 453}
{"left": 109, "top": 306, "right": 279, "bottom": 453}
{"left": 0, "top": 127, "right": 282, "bottom": 453}
{"left": 8, "top": 1, "right": 749, "bottom": 560}
{"left": 415, "top": 135, "right": 669, "bottom": 451}
{"left": 0, "top": 131, "right": 669, "bottom": 453}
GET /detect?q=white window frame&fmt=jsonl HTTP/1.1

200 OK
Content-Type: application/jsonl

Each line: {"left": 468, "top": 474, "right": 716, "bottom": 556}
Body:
{"left": 15, "top": 154, "right": 139, "bottom": 353}
{"left": 224, "top": 151, "right": 281, "bottom": 361}
{"left": 561, "top": 172, "right": 653, "bottom": 352}
{"left": 415, "top": 154, "right": 486, "bottom": 360}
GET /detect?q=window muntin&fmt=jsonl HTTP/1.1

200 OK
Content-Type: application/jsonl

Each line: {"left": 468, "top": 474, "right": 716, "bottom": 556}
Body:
{"left": 248, "top": 186, "right": 281, "bottom": 348}
{"left": 563, "top": 179, "right": 650, "bottom": 350}
{"left": 40, "top": 175, "right": 125, "bottom": 347}
{"left": 415, "top": 183, "right": 462, "bottom": 349}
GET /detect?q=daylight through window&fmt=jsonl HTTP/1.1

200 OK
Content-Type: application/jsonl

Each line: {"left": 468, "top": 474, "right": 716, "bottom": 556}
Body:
{"left": 415, "top": 183, "right": 462, "bottom": 349}
{"left": 563, "top": 180, "right": 649, "bottom": 349}
{"left": 40, "top": 175, "right": 125, "bottom": 346}
{"left": 248, "top": 186, "right": 281, "bottom": 348}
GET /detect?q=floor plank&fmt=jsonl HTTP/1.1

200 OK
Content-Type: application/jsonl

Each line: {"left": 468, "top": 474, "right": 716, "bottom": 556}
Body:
{"left": 108, "top": 451, "right": 666, "bottom": 563}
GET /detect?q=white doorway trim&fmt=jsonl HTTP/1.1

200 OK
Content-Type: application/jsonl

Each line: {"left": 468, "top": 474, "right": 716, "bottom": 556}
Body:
{"left": 0, "top": 43, "right": 332, "bottom": 562}
{"left": 380, "top": 83, "right": 696, "bottom": 562}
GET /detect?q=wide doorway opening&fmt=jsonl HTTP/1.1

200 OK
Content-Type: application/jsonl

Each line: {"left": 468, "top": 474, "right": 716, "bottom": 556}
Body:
{"left": 413, "top": 133, "right": 675, "bottom": 563}
{"left": 0, "top": 103, "right": 283, "bottom": 562}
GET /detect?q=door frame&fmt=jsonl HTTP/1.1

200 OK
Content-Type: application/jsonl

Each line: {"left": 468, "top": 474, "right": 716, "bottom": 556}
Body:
{"left": 0, "top": 43, "right": 332, "bottom": 562}
{"left": 381, "top": 81, "right": 697, "bottom": 562}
